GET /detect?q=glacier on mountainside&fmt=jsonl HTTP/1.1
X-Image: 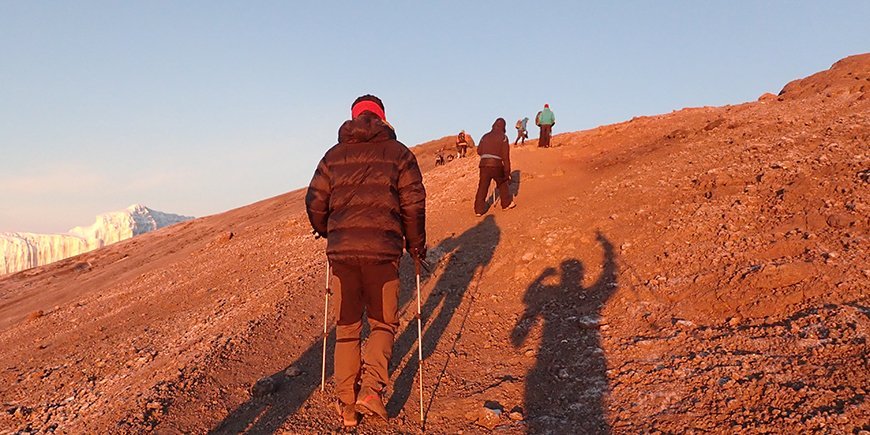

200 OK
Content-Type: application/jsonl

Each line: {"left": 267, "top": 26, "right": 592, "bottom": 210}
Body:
{"left": 0, "top": 204, "right": 192, "bottom": 275}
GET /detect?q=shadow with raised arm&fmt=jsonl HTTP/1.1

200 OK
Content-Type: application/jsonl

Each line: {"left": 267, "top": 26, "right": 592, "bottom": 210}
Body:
{"left": 511, "top": 231, "right": 617, "bottom": 433}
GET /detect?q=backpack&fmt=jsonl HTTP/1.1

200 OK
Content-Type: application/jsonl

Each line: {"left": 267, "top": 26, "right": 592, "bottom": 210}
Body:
{"left": 457, "top": 132, "right": 466, "bottom": 143}
{"left": 535, "top": 111, "right": 542, "bottom": 126}
{"left": 515, "top": 120, "right": 522, "bottom": 130}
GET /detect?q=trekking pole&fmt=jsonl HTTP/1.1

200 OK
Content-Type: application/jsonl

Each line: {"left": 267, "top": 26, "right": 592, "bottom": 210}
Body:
{"left": 320, "top": 261, "right": 331, "bottom": 392}
{"left": 414, "top": 261, "right": 425, "bottom": 426}
{"left": 490, "top": 183, "right": 496, "bottom": 206}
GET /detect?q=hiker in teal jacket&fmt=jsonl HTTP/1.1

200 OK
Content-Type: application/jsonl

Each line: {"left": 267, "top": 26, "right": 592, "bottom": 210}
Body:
{"left": 535, "top": 104, "right": 556, "bottom": 148}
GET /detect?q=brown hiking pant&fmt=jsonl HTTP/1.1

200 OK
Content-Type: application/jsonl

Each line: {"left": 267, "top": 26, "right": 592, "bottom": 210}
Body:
{"left": 331, "top": 261, "right": 400, "bottom": 405}
{"left": 474, "top": 166, "right": 513, "bottom": 215}
{"left": 539, "top": 124, "right": 552, "bottom": 147}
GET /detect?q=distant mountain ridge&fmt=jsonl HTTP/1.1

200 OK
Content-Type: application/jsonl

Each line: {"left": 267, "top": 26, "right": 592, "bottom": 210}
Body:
{"left": 0, "top": 204, "right": 192, "bottom": 275}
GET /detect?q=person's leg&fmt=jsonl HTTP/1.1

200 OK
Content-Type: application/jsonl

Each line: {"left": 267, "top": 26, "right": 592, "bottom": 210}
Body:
{"left": 331, "top": 262, "right": 364, "bottom": 406}
{"left": 359, "top": 261, "right": 400, "bottom": 390}
{"left": 543, "top": 125, "right": 552, "bottom": 147}
{"left": 538, "top": 126, "right": 545, "bottom": 147}
{"left": 497, "top": 169, "right": 514, "bottom": 208}
{"left": 514, "top": 131, "right": 520, "bottom": 145}
{"left": 474, "top": 168, "right": 494, "bottom": 215}
{"left": 354, "top": 261, "right": 399, "bottom": 420}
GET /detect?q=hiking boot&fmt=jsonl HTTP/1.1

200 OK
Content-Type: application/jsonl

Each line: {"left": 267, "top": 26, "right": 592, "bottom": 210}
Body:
{"left": 355, "top": 385, "right": 388, "bottom": 421}
{"left": 334, "top": 400, "right": 359, "bottom": 428}
{"left": 503, "top": 201, "right": 517, "bottom": 210}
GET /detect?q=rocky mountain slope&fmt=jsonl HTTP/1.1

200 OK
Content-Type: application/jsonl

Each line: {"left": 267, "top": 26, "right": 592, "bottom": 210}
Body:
{"left": 0, "top": 205, "right": 192, "bottom": 275}
{"left": 0, "top": 54, "right": 867, "bottom": 434}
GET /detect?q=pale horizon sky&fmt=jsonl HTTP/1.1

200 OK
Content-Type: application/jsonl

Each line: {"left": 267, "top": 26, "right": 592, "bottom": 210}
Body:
{"left": 1, "top": 1, "right": 868, "bottom": 233}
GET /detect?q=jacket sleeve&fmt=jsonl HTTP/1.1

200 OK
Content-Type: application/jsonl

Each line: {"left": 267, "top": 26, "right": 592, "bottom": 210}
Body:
{"left": 501, "top": 135, "right": 512, "bottom": 176}
{"left": 397, "top": 150, "right": 427, "bottom": 251}
{"left": 305, "top": 156, "right": 331, "bottom": 238}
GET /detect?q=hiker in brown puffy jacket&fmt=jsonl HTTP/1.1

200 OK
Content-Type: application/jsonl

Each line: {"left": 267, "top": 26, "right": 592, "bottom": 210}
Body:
{"left": 474, "top": 118, "right": 516, "bottom": 216}
{"left": 305, "top": 94, "right": 426, "bottom": 427}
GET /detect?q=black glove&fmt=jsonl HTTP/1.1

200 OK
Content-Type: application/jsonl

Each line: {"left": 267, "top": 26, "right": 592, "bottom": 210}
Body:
{"left": 410, "top": 247, "right": 429, "bottom": 272}
{"left": 410, "top": 246, "right": 427, "bottom": 261}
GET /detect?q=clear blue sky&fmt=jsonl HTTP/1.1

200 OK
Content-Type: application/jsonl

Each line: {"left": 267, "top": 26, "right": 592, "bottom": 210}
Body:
{"left": 1, "top": 1, "right": 868, "bottom": 233}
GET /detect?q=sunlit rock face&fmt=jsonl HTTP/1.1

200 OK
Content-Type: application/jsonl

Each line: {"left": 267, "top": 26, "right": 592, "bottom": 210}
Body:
{"left": 0, "top": 204, "right": 192, "bottom": 275}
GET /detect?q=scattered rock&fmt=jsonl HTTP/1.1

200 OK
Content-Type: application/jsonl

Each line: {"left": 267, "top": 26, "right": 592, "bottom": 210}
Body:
{"left": 826, "top": 214, "right": 853, "bottom": 229}
{"left": 284, "top": 366, "right": 302, "bottom": 378}
{"left": 508, "top": 406, "right": 525, "bottom": 421}
{"left": 674, "top": 319, "right": 695, "bottom": 328}
{"left": 466, "top": 402, "right": 504, "bottom": 430}
{"left": 728, "top": 316, "right": 742, "bottom": 327}
{"left": 749, "top": 262, "right": 815, "bottom": 289}
{"left": 577, "top": 315, "right": 601, "bottom": 329}
{"left": 251, "top": 376, "right": 278, "bottom": 397}
{"left": 704, "top": 118, "right": 725, "bottom": 131}
{"left": 758, "top": 92, "right": 777, "bottom": 102}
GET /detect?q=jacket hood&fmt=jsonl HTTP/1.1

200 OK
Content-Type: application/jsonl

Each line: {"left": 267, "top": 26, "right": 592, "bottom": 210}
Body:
{"left": 338, "top": 113, "right": 397, "bottom": 144}
{"left": 491, "top": 118, "right": 506, "bottom": 133}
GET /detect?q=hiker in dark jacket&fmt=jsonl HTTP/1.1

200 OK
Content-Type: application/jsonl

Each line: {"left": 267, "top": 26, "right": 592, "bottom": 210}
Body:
{"left": 474, "top": 118, "right": 516, "bottom": 216}
{"left": 306, "top": 94, "right": 426, "bottom": 427}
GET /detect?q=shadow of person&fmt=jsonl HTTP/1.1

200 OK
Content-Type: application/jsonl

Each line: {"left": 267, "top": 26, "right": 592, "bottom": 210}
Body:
{"left": 511, "top": 231, "right": 617, "bottom": 434}
{"left": 387, "top": 215, "right": 501, "bottom": 418}
{"left": 509, "top": 170, "right": 521, "bottom": 197}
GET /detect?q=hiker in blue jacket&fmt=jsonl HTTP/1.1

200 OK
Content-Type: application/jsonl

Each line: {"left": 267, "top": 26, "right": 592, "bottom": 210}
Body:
{"left": 535, "top": 104, "right": 556, "bottom": 148}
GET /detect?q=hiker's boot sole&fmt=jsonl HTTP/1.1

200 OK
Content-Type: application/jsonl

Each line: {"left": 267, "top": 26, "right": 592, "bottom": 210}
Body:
{"left": 334, "top": 401, "right": 359, "bottom": 427}
{"left": 355, "top": 401, "right": 388, "bottom": 421}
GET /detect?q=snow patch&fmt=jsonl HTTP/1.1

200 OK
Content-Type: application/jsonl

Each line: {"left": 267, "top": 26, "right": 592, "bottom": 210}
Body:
{"left": 1, "top": 204, "right": 192, "bottom": 275}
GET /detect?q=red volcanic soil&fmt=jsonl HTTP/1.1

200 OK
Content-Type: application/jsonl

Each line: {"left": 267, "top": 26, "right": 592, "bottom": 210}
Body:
{"left": 1, "top": 54, "right": 868, "bottom": 434}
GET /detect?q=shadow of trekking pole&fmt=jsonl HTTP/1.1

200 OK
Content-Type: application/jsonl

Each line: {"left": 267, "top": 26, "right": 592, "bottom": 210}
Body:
{"left": 388, "top": 216, "right": 502, "bottom": 421}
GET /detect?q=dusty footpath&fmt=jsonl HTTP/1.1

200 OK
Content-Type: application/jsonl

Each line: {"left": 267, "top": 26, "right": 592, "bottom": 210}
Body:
{"left": 1, "top": 54, "right": 868, "bottom": 434}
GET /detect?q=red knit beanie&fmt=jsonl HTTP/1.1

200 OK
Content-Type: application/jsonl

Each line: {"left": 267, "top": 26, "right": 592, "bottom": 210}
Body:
{"left": 351, "top": 94, "right": 386, "bottom": 121}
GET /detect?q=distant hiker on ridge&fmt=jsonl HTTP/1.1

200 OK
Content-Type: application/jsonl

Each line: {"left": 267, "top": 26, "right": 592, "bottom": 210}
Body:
{"left": 456, "top": 130, "right": 470, "bottom": 158}
{"left": 536, "top": 104, "right": 556, "bottom": 148}
{"left": 475, "top": 118, "right": 516, "bottom": 216}
{"left": 514, "top": 117, "right": 529, "bottom": 145}
{"left": 305, "top": 94, "right": 427, "bottom": 428}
